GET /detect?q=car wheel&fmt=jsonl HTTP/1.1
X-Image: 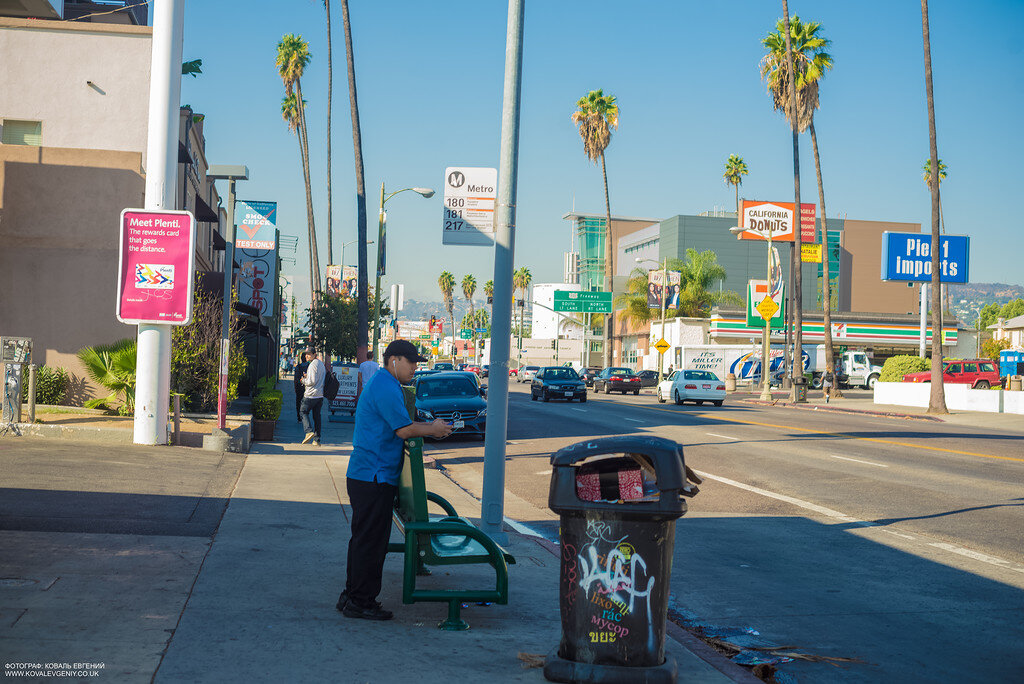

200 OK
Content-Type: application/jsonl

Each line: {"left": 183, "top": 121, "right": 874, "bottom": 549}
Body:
{"left": 975, "top": 380, "right": 990, "bottom": 390}
{"left": 674, "top": 390, "right": 683, "bottom": 406}
{"left": 713, "top": 400, "right": 723, "bottom": 407}
{"left": 531, "top": 392, "right": 537, "bottom": 401}
{"left": 811, "top": 375, "right": 823, "bottom": 389}
{"left": 633, "top": 390, "right": 639, "bottom": 395}
{"left": 543, "top": 391, "right": 550, "bottom": 402}
{"left": 658, "top": 389, "right": 666, "bottom": 403}
{"left": 868, "top": 374, "right": 879, "bottom": 389}
{"left": 580, "top": 395, "right": 587, "bottom": 403}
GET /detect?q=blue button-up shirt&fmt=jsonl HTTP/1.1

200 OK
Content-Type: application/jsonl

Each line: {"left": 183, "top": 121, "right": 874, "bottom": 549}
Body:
{"left": 347, "top": 369, "right": 413, "bottom": 485}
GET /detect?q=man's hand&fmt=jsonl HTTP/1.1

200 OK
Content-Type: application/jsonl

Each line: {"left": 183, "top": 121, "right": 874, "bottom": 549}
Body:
{"left": 430, "top": 418, "right": 453, "bottom": 439}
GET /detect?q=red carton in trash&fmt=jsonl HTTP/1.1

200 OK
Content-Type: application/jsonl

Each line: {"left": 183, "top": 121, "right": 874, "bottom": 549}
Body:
{"left": 575, "top": 466, "right": 643, "bottom": 501}
{"left": 575, "top": 471, "right": 602, "bottom": 501}
{"left": 618, "top": 467, "right": 643, "bottom": 500}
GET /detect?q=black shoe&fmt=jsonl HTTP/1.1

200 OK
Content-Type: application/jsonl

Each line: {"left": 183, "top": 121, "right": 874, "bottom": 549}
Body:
{"left": 342, "top": 602, "right": 393, "bottom": 621}
{"left": 336, "top": 590, "right": 381, "bottom": 612}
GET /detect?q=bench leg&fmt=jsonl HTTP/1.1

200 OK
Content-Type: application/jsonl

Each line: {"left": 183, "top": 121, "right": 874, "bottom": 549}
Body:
{"left": 438, "top": 599, "right": 469, "bottom": 631}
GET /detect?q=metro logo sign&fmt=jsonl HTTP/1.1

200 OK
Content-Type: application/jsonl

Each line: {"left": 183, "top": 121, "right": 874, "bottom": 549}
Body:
{"left": 738, "top": 200, "right": 816, "bottom": 243}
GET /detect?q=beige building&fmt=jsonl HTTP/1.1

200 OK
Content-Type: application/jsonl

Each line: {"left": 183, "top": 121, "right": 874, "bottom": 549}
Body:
{"left": 0, "top": 16, "right": 225, "bottom": 404}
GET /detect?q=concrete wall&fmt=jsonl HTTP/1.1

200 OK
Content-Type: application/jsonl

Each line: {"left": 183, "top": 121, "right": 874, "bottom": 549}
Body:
{"left": 0, "top": 17, "right": 151, "bottom": 157}
{"left": 531, "top": 283, "right": 582, "bottom": 340}
{"left": 875, "top": 381, "right": 1023, "bottom": 414}
{"left": 841, "top": 219, "right": 921, "bottom": 315}
{"left": 0, "top": 146, "right": 145, "bottom": 403}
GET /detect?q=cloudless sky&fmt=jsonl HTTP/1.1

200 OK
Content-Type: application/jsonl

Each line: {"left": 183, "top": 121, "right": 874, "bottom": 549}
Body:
{"left": 180, "top": 0, "right": 1024, "bottom": 315}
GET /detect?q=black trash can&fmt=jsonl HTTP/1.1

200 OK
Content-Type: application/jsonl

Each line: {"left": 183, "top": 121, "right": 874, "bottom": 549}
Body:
{"left": 792, "top": 375, "right": 808, "bottom": 403}
{"left": 543, "top": 436, "right": 697, "bottom": 684}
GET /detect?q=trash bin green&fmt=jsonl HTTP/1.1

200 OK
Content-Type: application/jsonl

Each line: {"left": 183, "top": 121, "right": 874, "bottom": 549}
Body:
{"left": 543, "top": 436, "right": 700, "bottom": 684}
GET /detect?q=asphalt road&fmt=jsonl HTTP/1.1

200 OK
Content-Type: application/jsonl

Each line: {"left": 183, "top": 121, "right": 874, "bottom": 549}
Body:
{"left": 428, "top": 382, "right": 1024, "bottom": 683}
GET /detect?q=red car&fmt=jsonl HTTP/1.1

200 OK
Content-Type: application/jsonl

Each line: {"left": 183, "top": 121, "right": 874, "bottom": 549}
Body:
{"left": 903, "top": 359, "right": 1000, "bottom": 389}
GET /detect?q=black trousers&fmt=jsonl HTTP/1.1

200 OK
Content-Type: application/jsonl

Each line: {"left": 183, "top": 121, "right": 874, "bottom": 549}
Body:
{"left": 294, "top": 390, "right": 303, "bottom": 419}
{"left": 345, "top": 477, "right": 397, "bottom": 607}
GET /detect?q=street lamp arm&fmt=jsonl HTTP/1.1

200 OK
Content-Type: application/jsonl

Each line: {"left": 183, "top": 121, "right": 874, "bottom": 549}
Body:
{"left": 383, "top": 186, "right": 436, "bottom": 204}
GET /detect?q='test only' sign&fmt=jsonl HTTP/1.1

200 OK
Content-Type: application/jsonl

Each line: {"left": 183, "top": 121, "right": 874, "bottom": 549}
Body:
{"left": 881, "top": 232, "right": 969, "bottom": 283}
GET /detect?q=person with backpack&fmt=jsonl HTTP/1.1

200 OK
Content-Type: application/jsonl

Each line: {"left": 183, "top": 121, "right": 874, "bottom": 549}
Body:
{"left": 292, "top": 351, "right": 310, "bottom": 422}
{"left": 300, "top": 348, "right": 326, "bottom": 446}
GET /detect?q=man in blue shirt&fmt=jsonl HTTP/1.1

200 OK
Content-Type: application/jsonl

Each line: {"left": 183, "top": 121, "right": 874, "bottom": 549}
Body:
{"left": 338, "top": 340, "right": 452, "bottom": 620}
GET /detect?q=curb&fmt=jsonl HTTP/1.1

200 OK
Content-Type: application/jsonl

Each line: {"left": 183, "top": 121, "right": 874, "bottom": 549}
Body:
{"left": 735, "top": 398, "right": 944, "bottom": 422}
{"left": 525, "top": 533, "right": 757, "bottom": 683}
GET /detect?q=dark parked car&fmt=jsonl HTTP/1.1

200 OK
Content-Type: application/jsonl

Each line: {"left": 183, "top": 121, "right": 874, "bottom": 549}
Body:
{"left": 479, "top": 364, "right": 489, "bottom": 378}
{"left": 578, "top": 367, "right": 602, "bottom": 387}
{"left": 593, "top": 367, "right": 642, "bottom": 395}
{"left": 414, "top": 372, "right": 487, "bottom": 438}
{"left": 636, "top": 370, "right": 660, "bottom": 388}
{"left": 531, "top": 366, "right": 587, "bottom": 403}
{"left": 432, "top": 362, "right": 455, "bottom": 371}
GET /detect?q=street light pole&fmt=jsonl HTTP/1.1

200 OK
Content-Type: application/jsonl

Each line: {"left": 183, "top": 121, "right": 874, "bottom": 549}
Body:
{"left": 372, "top": 184, "right": 434, "bottom": 358}
{"left": 208, "top": 165, "right": 250, "bottom": 430}
{"left": 636, "top": 256, "right": 669, "bottom": 382}
{"left": 341, "top": 238, "right": 373, "bottom": 268}
{"left": 730, "top": 225, "right": 773, "bottom": 400}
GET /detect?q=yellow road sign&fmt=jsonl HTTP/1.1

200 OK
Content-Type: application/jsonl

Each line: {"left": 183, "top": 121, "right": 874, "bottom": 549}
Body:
{"left": 756, "top": 295, "right": 779, "bottom": 321}
{"left": 653, "top": 338, "right": 671, "bottom": 353}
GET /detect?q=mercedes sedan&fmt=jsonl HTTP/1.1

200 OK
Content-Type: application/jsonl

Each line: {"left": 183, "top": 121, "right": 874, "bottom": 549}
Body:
{"left": 414, "top": 372, "right": 487, "bottom": 438}
{"left": 530, "top": 366, "right": 587, "bottom": 402}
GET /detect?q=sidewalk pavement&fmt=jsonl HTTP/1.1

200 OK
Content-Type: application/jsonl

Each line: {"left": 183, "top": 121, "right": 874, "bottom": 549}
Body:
{"left": 732, "top": 388, "right": 1024, "bottom": 431}
{"left": 1, "top": 401, "right": 749, "bottom": 683}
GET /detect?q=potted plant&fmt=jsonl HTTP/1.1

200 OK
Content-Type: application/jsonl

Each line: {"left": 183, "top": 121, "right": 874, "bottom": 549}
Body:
{"left": 251, "top": 390, "right": 283, "bottom": 441}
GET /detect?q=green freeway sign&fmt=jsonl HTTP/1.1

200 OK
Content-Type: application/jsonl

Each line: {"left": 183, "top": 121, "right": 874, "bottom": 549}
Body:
{"left": 418, "top": 334, "right": 431, "bottom": 340}
{"left": 552, "top": 290, "right": 612, "bottom": 313}
{"left": 459, "top": 328, "right": 473, "bottom": 339}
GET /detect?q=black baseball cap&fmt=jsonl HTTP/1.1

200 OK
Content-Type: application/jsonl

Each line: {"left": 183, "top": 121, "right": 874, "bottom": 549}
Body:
{"left": 384, "top": 339, "right": 428, "bottom": 363}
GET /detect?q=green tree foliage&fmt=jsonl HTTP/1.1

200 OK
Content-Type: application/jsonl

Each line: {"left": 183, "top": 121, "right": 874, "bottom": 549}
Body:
{"left": 982, "top": 338, "right": 1011, "bottom": 365}
{"left": 308, "top": 289, "right": 390, "bottom": 360}
{"left": 879, "top": 355, "right": 930, "bottom": 383}
{"left": 21, "top": 366, "right": 69, "bottom": 405}
{"left": 77, "top": 338, "right": 137, "bottom": 414}
{"left": 615, "top": 250, "right": 741, "bottom": 325}
{"left": 170, "top": 285, "right": 248, "bottom": 412}
{"left": 723, "top": 154, "right": 748, "bottom": 217}
{"left": 978, "top": 299, "right": 1024, "bottom": 330}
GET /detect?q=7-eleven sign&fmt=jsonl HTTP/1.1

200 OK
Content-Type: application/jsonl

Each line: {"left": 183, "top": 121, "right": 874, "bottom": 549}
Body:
{"left": 746, "top": 279, "right": 785, "bottom": 330}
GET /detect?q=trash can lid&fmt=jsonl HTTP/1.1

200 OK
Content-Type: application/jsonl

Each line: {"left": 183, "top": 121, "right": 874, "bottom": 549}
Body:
{"left": 550, "top": 435, "right": 686, "bottom": 492}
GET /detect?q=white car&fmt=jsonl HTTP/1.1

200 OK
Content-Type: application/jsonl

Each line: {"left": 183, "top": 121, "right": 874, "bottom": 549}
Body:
{"left": 656, "top": 371, "right": 678, "bottom": 403}
{"left": 665, "top": 370, "right": 726, "bottom": 406}
{"left": 517, "top": 366, "right": 540, "bottom": 383}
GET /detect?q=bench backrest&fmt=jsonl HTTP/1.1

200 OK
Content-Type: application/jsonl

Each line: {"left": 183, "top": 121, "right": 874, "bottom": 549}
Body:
{"left": 396, "top": 436, "right": 429, "bottom": 524}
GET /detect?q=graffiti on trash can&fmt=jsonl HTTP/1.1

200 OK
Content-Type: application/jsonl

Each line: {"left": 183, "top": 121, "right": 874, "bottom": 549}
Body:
{"left": 561, "top": 541, "right": 579, "bottom": 610}
{"left": 578, "top": 540, "right": 654, "bottom": 621}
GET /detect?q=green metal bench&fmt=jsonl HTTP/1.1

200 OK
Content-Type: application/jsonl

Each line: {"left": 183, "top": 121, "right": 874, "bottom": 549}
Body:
{"left": 387, "top": 436, "right": 515, "bottom": 630}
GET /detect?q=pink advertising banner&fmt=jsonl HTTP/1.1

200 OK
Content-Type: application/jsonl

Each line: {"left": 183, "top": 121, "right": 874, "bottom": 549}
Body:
{"left": 116, "top": 209, "right": 196, "bottom": 326}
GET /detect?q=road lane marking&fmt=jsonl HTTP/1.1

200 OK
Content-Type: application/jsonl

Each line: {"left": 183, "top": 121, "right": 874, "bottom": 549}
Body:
{"left": 535, "top": 469, "right": 552, "bottom": 476}
{"left": 927, "top": 543, "right": 1024, "bottom": 574}
{"left": 830, "top": 454, "right": 889, "bottom": 468}
{"left": 624, "top": 418, "right": 645, "bottom": 423}
{"left": 706, "top": 433, "right": 738, "bottom": 441}
{"left": 697, "top": 470, "right": 1024, "bottom": 575}
{"left": 569, "top": 408, "right": 587, "bottom": 412}
{"left": 634, "top": 402, "right": 1024, "bottom": 464}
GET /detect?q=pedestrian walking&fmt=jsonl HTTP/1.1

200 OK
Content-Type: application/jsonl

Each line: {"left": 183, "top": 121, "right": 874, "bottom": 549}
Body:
{"left": 823, "top": 368, "right": 833, "bottom": 404}
{"left": 336, "top": 340, "right": 452, "bottom": 620}
{"left": 359, "top": 351, "right": 380, "bottom": 389}
{"left": 292, "top": 351, "right": 310, "bottom": 422}
{"left": 300, "top": 348, "right": 325, "bottom": 445}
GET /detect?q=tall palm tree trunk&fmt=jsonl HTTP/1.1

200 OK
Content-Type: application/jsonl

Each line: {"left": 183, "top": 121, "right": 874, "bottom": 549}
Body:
{"left": 921, "top": 0, "right": 947, "bottom": 413}
{"left": 600, "top": 150, "right": 613, "bottom": 368}
{"left": 781, "top": 1, "right": 803, "bottom": 384}
{"left": 340, "top": 0, "right": 368, "bottom": 361}
{"left": 293, "top": 124, "right": 316, "bottom": 304}
{"left": 809, "top": 123, "right": 839, "bottom": 397}
{"left": 294, "top": 79, "right": 321, "bottom": 299}
{"left": 734, "top": 183, "right": 740, "bottom": 219}
{"left": 325, "top": 0, "right": 333, "bottom": 266}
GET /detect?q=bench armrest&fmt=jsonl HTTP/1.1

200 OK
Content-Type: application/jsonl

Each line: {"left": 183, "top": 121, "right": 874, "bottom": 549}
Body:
{"left": 403, "top": 520, "right": 511, "bottom": 578}
{"left": 426, "top": 491, "right": 459, "bottom": 517}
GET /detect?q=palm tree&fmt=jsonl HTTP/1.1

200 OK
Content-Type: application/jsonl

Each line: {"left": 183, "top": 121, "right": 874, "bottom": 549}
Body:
{"left": 761, "top": 10, "right": 831, "bottom": 385}
{"left": 438, "top": 271, "right": 456, "bottom": 359}
{"left": 513, "top": 267, "right": 532, "bottom": 363}
{"left": 77, "top": 338, "right": 137, "bottom": 414}
{"left": 462, "top": 274, "right": 477, "bottom": 351}
{"left": 322, "top": 0, "right": 334, "bottom": 266}
{"left": 484, "top": 279, "right": 494, "bottom": 317}
{"left": 276, "top": 34, "right": 321, "bottom": 300}
{"left": 572, "top": 89, "right": 618, "bottom": 367}
{"left": 615, "top": 250, "right": 740, "bottom": 326}
{"left": 339, "top": 0, "right": 369, "bottom": 362}
{"left": 723, "top": 155, "right": 748, "bottom": 218}
{"left": 923, "top": 158, "right": 951, "bottom": 314}
{"left": 921, "top": 0, "right": 947, "bottom": 413}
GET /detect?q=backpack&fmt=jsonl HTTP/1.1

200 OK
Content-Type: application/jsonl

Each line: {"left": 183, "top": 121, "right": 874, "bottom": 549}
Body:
{"left": 324, "top": 370, "right": 340, "bottom": 401}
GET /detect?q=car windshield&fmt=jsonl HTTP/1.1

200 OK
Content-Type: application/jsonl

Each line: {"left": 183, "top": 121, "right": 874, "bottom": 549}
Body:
{"left": 545, "top": 368, "right": 578, "bottom": 380}
{"left": 684, "top": 370, "right": 718, "bottom": 380}
{"left": 416, "top": 377, "right": 479, "bottom": 398}
{"left": 434, "top": 363, "right": 453, "bottom": 370}
{"left": 980, "top": 362, "right": 995, "bottom": 372}
{"left": 608, "top": 368, "right": 633, "bottom": 376}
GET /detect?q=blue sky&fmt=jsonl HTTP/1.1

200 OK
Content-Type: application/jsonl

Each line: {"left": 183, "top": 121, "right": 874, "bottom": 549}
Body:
{"left": 180, "top": 0, "right": 1024, "bottom": 313}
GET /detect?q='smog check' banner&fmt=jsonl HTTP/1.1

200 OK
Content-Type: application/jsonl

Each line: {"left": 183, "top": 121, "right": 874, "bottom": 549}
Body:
{"left": 117, "top": 209, "right": 196, "bottom": 325}
{"left": 235, "top": 200, "right": 278, "bottom": 317}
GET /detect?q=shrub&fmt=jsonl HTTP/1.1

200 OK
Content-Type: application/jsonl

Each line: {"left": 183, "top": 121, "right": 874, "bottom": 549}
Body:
{"left": 879, "top": 355, "right": 930, "bottom": 382}
{"left": 20, "top": 365, "right": 70, "bottom": 405}
{"left": 77, "top": 338, "right": 137, "bottom": 413}
{"left": 251, "top": 392, "right": 282, "bottom": 421}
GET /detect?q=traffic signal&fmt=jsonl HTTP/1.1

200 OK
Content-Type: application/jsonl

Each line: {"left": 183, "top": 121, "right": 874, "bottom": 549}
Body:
{"left": 551, "top": 339, "right": 556, "bottom": 349}
{"left": 429, "top": 315, "right": 436, "bottom": 330}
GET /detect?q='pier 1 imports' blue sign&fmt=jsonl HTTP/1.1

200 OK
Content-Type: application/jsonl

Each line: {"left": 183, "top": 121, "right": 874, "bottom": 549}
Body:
{"left": 881, "top": 232, "right": 969, "bottom": 283}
